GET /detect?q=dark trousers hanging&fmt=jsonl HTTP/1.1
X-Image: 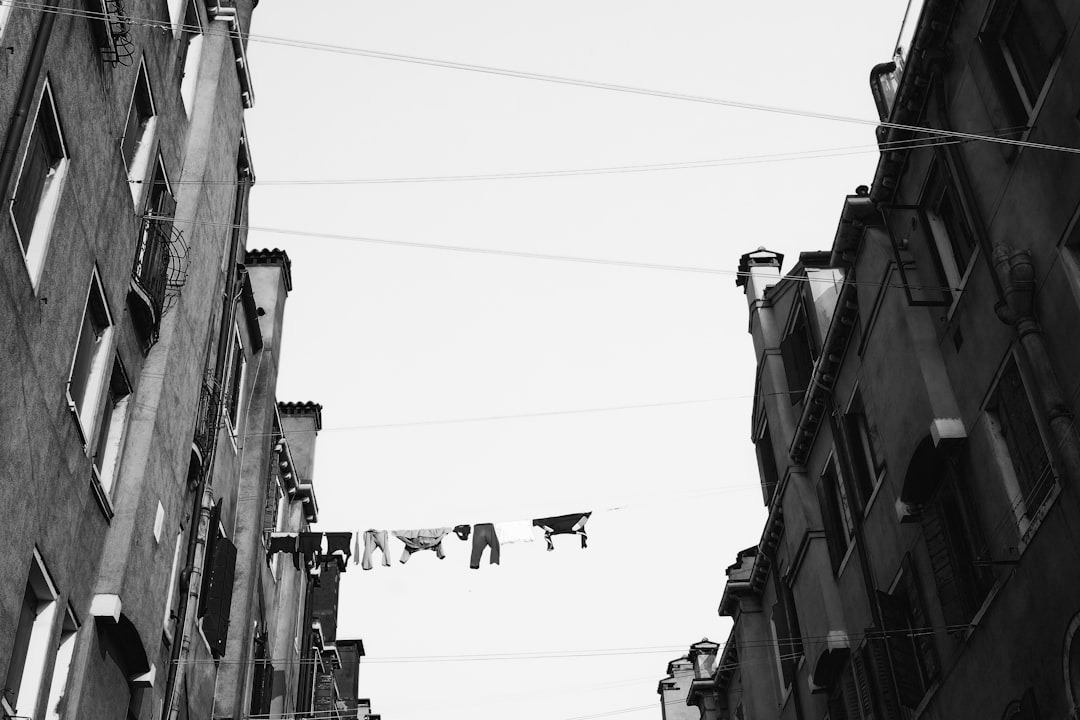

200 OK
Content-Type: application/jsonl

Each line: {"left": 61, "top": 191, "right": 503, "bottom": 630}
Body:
{"left": 470, "top": 523, "right": 500, "bottom": 569}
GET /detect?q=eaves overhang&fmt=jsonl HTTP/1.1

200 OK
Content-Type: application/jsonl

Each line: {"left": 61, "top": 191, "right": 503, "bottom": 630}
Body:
{"left": 870, "top": 0, "right": 959, "bottom": 204}
{"left": 788, "top": 278, "right": 858, "bottom": 465}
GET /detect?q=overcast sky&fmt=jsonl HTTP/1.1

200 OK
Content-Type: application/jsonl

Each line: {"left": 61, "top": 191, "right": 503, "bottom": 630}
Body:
{"left": 243, "top": 3, "right": 910, "bottom": 718}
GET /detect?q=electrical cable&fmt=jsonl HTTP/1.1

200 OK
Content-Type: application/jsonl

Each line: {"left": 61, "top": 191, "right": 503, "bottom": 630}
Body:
{"left": 7, "top": 2, "right": 1080, "bottom": 157}
{"left": 169, "top": 625, "right": 975, "bottom": 667}
{"left": 156, "top": 215, "right": 964, "bottom": 292}
{"left": 144, "top": 134, "right": 973, "bottom": 186}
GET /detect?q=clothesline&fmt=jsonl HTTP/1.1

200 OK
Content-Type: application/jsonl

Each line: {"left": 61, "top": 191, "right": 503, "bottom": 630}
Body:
{"left": 268, "top": 510, "right": 596, "bottom": 573}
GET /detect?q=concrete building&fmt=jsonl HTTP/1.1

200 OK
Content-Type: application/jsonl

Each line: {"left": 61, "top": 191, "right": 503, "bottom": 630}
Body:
{"left": 706, "top": 1, "right": 1080, "bottom": 718}
{"left": 0, "top": 3, "right": 357, "bottom": 719}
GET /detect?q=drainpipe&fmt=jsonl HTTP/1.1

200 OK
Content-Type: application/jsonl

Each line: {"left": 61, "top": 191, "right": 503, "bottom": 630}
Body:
{"left": 161, "top": 171, "right": 252, "bottom": 720}
{"left": 993, "top": 246, "right": 1080, "bottom": 483}
{"left": 0, "top": 1, "right": 60, "bottom": 204}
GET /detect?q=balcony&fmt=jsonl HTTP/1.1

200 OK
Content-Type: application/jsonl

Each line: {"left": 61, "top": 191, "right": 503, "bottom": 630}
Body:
{"left": 128, "top": 213, "right": 188, "bottom": 348}
{"left": 87, "top": 0, "right": 135, "bottom": 66}
{"left": 191, "top": 373, "right": 223, "bottom": 480}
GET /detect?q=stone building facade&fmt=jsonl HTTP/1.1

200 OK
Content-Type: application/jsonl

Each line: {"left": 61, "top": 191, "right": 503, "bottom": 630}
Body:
{"left": 671, "top": 0, "right": 1080, "bottom": 718}
{"left": 0, "top": 3, "right": 360, "bottom": 719}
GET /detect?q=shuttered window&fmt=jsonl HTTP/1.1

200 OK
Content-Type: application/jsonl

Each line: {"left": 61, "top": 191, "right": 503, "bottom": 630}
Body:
{"left": 249, "top": 634, "right": 274, "bottom": 715}
{"left": 199, "top": 502, "right": 236, "bottom": 658}
{"left": 991, "top": 359, "right": 1053, "bottom": 515}
{"left": 877, "top": 556, "right": 939, "bottom": 711}
{"left": 201, "top": 540, "right": 236, "bottom": 657}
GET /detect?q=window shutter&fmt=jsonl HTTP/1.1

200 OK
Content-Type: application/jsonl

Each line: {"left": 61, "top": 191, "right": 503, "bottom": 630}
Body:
{"left": 198, "top": 502, "right": 222, "bottom": 614}
{"left": 838, "top": 661, "right": 860, "bottom": 720}
{"left": 900, "top": 556, "right": 940, "bottom": 684}
{"left": 817, "top": 482, "right": 844, "bottom": 574}
{"left": 863, "top": 641, "right": 902, "bottom": 720}
{"left": 201, "top": 533, "right": 236, "bottom": 658}
{"left": 850, "top": 647, "right": 877, "bottom": 720}
{"left": 876, "top": 591, "right": 922, "bottom": 709}
{"left": 920, "top": 500, "right": 966, "bottom": 628}
{"left": 250, "top": 638, "right": 274, "bottom": 715}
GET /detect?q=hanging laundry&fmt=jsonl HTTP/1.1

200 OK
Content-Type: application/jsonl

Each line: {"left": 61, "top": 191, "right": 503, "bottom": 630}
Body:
{"left": 360, "top": 529, "right": 392, "bottom": 570}
{"left": 532, "top": 512, "right": 592, "bottom": 551}
{"left": 267, "top": 532, "right": 300, "bottom": 569}
{"left": 495, "top": 520, "right": 535, "bottom": 544}
{"left": 324, "top": 532, "right": 353, "bottom": 570}
{"left": 392, "top": 528, "right": 452, "bottom": 564}
{"left": 469, "top": 523, "right": 500, "bottom": 569}
{"left": 453, "top": 524, "right": 471, "bottom": 541}
{"left": 298, "top": 532, "right": 324, "bottom": 570}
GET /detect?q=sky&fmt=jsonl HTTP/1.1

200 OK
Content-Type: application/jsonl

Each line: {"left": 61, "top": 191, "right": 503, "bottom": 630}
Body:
{"left": 242, "top": 3, "right": 911, "bottom": 719}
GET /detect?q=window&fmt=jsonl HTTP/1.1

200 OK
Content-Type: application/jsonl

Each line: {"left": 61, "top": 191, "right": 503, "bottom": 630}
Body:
{"left": 0, "top": 1, "right": 11, "bottom": 37}
{"left": 987, "top": 357, "right": 1054, "bottom": 529}
{"left": 122, "top": 61, "right": 157, "bottom": 202}
{"left": 779, "top": 305, "right": 815, "bottom": 405}
{"left": 770, "top": 580, "right": 803, "bottom": 694}
{"left": 224, "top": 326, "right": 246, "bottom": 430}
{"left": 923, "top": 161, "right": 978, "bottom": 293}
{"left": 162, "top": 529, "right": 184, "bottom": 641}
{"left": 3, "top": 551, "right": 60, "bottom": 720}
{"left": 130, "top": 156, "right": 176, "bottom": 342}
{"left": 755, "top": 421, "right": 780, "bottom": 505}
{"left": 842, "top": 390, "right": 886, "bottom": 507}
{"left": 982, "top": 0, "right": 1065, "bottom": 124}
{"left": 878, "top": 556, "right": 940, "bottom": 710}
{"left": 43, "top": 609, "right": 78, "bottom": 720}
{"left": 818, "top": 454, "right": 856, "bottom": 574}
{"left": 68, "top": 271, "right": 115, "bottom": 445}
{"left": 828, "top": 646, "right": 897, "bottom": 720}
{"left": 178, "top": 0, "right": 204, "bottom": 114}
{"left": 199, "top": 502, "right": 237, "bottom": 658}
{"left": 84, "top": 0, "right": 133, "bottom": 66}
{"left": 90, "top": 357, "right": 132, "bottom": 502}
{"left": 9, "top": 80, "right": 68, "bottom": 287}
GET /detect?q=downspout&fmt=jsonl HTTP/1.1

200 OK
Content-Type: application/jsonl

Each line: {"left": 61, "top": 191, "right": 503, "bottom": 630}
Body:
{"left": 993, "top": 246, "right": 1080, "bottom": 484}
{"left": 162, "top": 171, "right": 252, "bottom": 720}
{"left": 0, "top": 1, "right": 60, "bottom": 204}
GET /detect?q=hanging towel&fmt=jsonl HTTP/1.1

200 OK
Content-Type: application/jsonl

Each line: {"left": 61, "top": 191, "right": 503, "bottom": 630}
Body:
{"left": 392, "top": 528, "right": 452, "bottom": 564}
{"left": 532, "top": 512, "right": 592, "bottom": 551}
{"left": 495, "top": 520, "right": 535, "bottom": 544}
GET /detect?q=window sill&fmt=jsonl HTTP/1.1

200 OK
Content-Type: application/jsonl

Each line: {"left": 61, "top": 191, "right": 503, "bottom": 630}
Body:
{"left": 1017, "top": 481, "right": 1062, "bottom": 555}
{"left": 90, "top": 466, "right": 115, "bottom": 522}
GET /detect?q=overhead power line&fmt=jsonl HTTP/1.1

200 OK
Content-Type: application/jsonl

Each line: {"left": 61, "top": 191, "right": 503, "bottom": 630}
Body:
{"left": 166, "top": 216, "right": 962, "bottom": 293}
{"left": 146, "top": 135, "right": 969, "bottom": 186}
{"left": 8, "top": 2, "right": 1080, "bottom": 157}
